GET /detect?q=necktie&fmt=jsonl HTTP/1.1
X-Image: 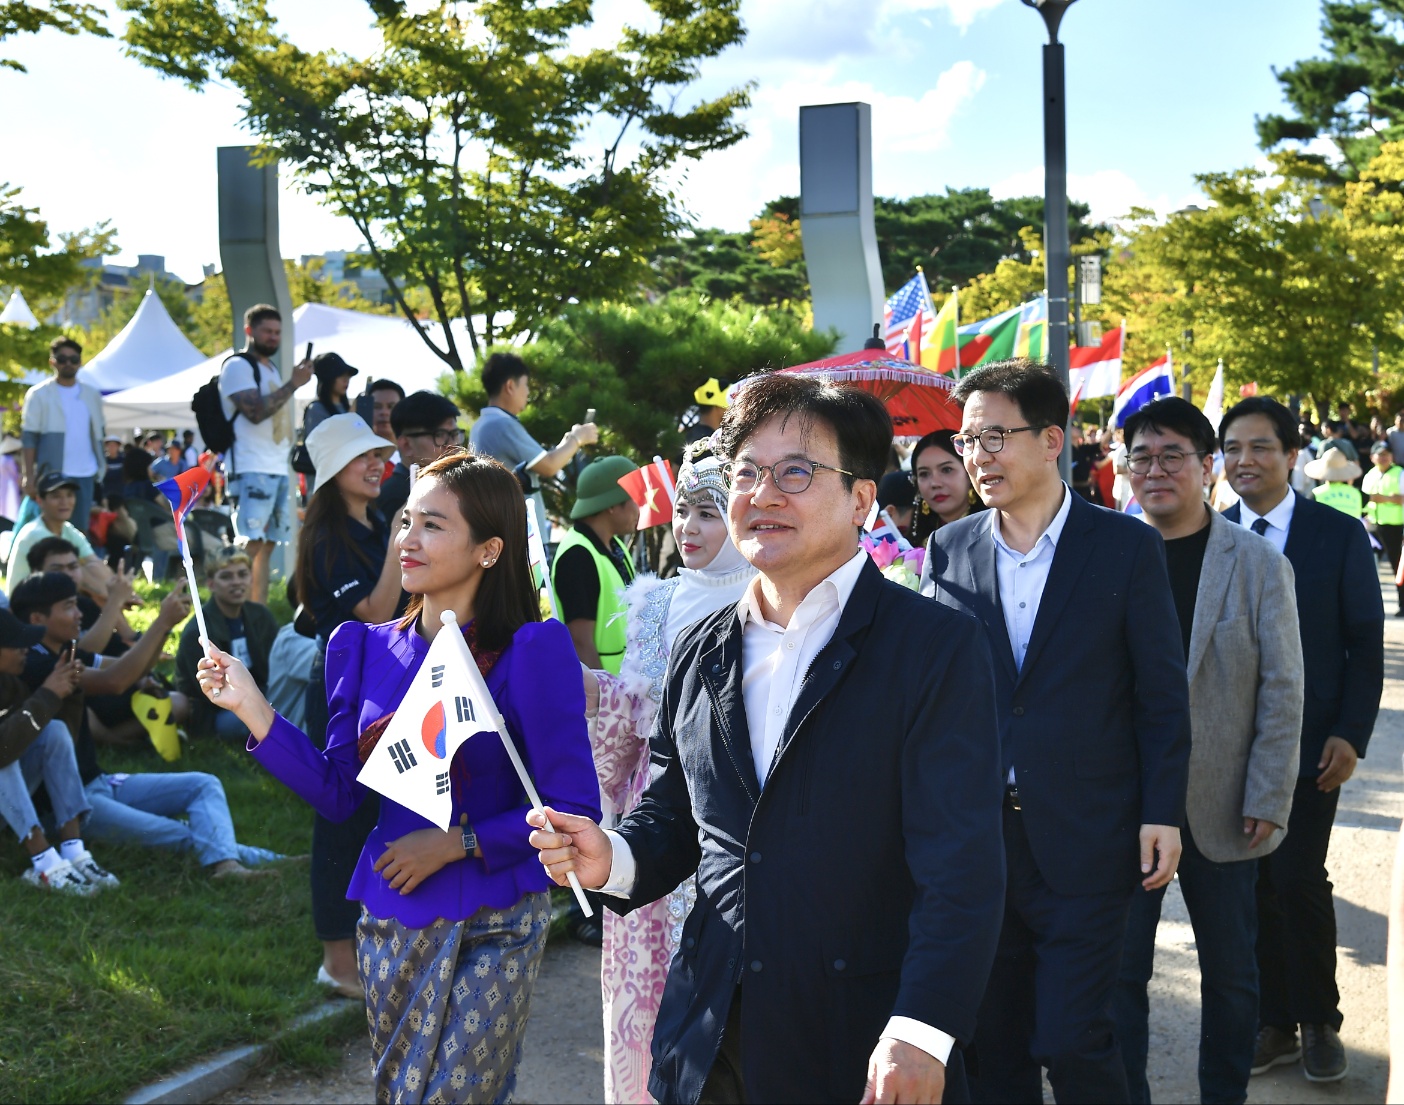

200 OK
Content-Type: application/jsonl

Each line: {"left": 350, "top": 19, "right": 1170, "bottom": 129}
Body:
{"left": 1251, "top": 518, "right": 1269, "bottom": 537}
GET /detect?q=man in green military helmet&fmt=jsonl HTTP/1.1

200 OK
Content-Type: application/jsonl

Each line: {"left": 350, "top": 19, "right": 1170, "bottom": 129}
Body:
{"left": 1364, "top": 441, "right": 1404, "bottom": 617}
{"left": 551, "top": 455, "right": 641, "bottom": 673}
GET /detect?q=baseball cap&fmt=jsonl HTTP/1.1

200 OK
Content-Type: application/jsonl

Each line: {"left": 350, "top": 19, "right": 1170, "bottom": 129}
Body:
{"left": 36, "top": 472, "right": 79, "bottom": 496}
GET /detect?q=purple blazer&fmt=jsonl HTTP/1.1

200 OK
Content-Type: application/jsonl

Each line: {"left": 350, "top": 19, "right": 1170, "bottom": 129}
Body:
{"left": 250, "top": 616, "right": 601, "bottom": 928}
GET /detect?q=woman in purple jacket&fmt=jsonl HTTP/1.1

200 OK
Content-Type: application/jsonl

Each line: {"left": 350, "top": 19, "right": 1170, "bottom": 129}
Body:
{"left": 196, "top": 451, "right": 601, "bottom": 1105}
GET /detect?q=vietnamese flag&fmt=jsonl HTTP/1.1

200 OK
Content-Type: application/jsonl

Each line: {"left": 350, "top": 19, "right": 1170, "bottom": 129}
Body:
{"left": 618, "top": 459, "right": 675, "bottom": 529}
{"left": 155, "top": 465, "right": 212, "bottom": 553}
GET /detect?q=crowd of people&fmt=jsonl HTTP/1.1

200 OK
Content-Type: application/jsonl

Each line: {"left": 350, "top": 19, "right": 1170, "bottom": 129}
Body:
{"left": 2, "top": 300, "right": 1395, "bottom": 1105}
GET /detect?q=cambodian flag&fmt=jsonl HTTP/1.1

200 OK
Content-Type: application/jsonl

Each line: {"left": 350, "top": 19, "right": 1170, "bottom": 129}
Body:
{"left": 155, "top": 465, "right": 212, "bottom": 553}
{"left": 1112, "top": 352, "right": 1175, "bottom": 428}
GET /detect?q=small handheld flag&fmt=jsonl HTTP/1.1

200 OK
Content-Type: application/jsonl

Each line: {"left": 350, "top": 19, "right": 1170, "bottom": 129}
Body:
{"left": 617, "top": 458, "right": 676, "bottom": 529}
{"left": 155, "top": 465, "right": 213, "bottom": 648}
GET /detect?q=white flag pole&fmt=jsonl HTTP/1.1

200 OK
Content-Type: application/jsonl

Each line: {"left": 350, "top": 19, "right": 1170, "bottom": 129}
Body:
{"left": 440, "top": 611, "right": 593, "bottom": 916}
{"left": 179, "top": 532, "right": 210, "bottom": 650}
{"left": 651, "top": 455, "right": 676, "bottom": 505}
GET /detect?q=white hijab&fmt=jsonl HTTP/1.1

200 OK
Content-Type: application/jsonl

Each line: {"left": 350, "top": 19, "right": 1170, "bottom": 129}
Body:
{"left": 663, "top": 489, "right": 755, "bottom": 646}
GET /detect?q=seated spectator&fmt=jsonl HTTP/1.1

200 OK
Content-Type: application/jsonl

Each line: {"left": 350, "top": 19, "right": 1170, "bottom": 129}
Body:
{"left": 28, "top": 536, "right": 138, "bottom": 657}
{"left": 7, "top": 473, "right": 113, "bottom": 595}
{"left": 0, "top": 607, "right": 117, "bottom": 894}
{"left": 176, "top": 546, "right": 277, "bottom": 740}
{"left": 376, "top": 390, "right": 463, "bottom": 522}
{"left": 12, "top": 572, "right": 284, "bottom": 876}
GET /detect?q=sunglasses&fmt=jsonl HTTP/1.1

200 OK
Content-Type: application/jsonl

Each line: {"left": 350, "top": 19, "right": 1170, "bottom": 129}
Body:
{"left": 52, "top": 354, "right": 80, "bottom": 366}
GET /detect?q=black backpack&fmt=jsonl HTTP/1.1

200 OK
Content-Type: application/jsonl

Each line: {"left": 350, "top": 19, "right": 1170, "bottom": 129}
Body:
{"left": 192, "top": 353, "right": 260, "bottom": 455}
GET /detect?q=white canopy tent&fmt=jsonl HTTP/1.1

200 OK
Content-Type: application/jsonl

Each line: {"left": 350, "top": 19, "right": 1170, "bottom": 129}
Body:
{"left": 79, "top": 288, "right": 207, "bottom": 394}
{"left": 103, "top": 302, "right": 480, "bottom": 434}
{"left": 0, "top": 290, "right": 40, "bottom": 329}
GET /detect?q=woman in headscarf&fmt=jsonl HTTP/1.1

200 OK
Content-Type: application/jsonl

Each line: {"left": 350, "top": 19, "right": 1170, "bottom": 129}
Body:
{"left": 588, "top": 438, "right": 756, "bottom": 1104}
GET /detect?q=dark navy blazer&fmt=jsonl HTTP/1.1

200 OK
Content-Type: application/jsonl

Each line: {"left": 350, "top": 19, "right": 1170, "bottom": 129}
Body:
{"left": 612, "top": 558, "right": 1007, "bottom": 1104}
{"left": 921, "top": 491, "right": 1191, "bottom": 897}
{"left": 1224, "top": 491, "right": 1384, "bottom": 772}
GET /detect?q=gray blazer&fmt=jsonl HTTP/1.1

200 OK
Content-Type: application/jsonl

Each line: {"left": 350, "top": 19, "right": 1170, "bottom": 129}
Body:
{"left": 1185, "top": 509, "right": 1303, "bottom": 862}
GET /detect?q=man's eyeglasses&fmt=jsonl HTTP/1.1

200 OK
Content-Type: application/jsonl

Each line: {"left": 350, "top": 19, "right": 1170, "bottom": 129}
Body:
{"left": 951, "top": 426, "right": 1040, "bottom": 456}
{"left": 52, "top": 354, "right": 80, "bottom": 366}
{"left": 723, "top": 458, "right": 856, "bottom": 495}
{"left": 1126, "top": 450, "right": 1205, "bottom": 475}
{"left": 404, "top": 427, "right": 465, "bottom": 448}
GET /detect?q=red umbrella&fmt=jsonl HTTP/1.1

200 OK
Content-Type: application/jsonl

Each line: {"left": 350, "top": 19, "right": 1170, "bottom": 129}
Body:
{"left": 736, "top": 349, "right": 961, "bottom": 437}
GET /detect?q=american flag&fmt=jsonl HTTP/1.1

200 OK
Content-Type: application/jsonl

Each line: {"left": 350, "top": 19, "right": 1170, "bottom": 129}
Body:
{"left": 883, "top": 271, "right": 937, "bottom": 360}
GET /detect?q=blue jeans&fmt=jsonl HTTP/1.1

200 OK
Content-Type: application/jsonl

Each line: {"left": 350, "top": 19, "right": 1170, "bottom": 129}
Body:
{"left": 1113, "top": 825, "right": 1259, "bottom": 1104}
{"left": 0, "top": 721, "right": 91, "bottom": 839}
{"left": 228, "top": 472, "right": 290, "bottom": 545}
{"left": 212, "top": 711, "right": 249, "bottom": 740}
{"left": 64, "top": 474, "right": 95, "bottom": 540}
{"left": 82, "top": 772, "right": 282, "bottom": 868}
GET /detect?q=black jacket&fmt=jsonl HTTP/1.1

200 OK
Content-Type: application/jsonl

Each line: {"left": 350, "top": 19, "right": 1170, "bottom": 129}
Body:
{"left": 922, "top": 491, "right": 1192, "bottom": 897}
{"left": 1225, "top": 492, "right": 1384, "bottom": 770}
{"left": 612, "top": 558, "right": 1006, "bottom": 1104}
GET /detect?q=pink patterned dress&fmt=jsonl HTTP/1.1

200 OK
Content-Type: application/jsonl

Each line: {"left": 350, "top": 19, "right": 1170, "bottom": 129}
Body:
{"left": 591, "top": 570, "right": 750, "bottom": 1104}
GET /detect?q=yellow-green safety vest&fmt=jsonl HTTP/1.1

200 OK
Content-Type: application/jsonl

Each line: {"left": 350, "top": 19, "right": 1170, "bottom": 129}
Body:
{"left": 1312, "top": 481, "right": 1364, "bottom": 518}
{"left": 550, "top": 526, "right": 633, "bottom": 674}
{"left": 1364, "top": 465, "right": 1404, "bottom": 526}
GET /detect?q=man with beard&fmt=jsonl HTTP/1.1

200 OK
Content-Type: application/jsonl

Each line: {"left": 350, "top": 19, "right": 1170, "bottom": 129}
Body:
{"left": 218, "top": 304, "right": 314, "bottom": 604}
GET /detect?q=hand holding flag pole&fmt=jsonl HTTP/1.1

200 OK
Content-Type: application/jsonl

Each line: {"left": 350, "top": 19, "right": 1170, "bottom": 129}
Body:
{"left": 156, "top": 465, "right": 213, "bottom": 650}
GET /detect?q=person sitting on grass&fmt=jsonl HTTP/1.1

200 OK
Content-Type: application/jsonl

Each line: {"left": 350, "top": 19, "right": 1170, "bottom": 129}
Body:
{"left": 0, "top": 607, "right": 117, "bottom": 894}
{"left": 7, "top": 472, "right": 114, "bottom": 595}
{"left": 11, "top": 571, "right": 288, "bottom": 878}
{"left": 175, "top": 546, "right": 277, "bottom": 741}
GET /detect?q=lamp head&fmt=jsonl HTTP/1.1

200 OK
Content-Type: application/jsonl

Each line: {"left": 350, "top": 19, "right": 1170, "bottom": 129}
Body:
{"left": 1020, "top": 0, "right": 1078, "bottom": 42}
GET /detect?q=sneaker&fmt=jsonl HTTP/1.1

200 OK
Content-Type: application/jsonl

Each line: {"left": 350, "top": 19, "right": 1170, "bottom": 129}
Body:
{"left": 68, "top": 850, "right": 120, "bottom": 891}
{"left": 20, "top": 858, "right": 98, "bottom": 896}
{"left": 1302, "top": 1023, "right": 1348, "bottom": 1083}
{"left": 1250, "top": 1025, "right": 1301, "bottom": 1075}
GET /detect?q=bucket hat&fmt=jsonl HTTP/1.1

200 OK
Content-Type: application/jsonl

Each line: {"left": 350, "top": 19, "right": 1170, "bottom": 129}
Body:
{"left": 1303, "top": 447, "right": 1362, "bottom": 483}
{"left": 306, "top": 413, "right": 392, "bottom": 486}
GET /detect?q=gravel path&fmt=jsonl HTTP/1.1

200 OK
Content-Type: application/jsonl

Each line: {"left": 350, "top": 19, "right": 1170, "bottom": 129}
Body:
{"left": 215, "top": 570, "right": 1404, "bottom": 1105}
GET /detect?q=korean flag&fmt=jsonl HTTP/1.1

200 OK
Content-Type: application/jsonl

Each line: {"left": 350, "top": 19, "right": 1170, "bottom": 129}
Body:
{"left": 356, "top": 611, "right": 501, "bottom": 829}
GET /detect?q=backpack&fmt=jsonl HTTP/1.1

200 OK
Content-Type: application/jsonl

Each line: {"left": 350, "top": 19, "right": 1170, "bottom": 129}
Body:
{"left": 192, "top": 353, "right": 261, "bottom": 455}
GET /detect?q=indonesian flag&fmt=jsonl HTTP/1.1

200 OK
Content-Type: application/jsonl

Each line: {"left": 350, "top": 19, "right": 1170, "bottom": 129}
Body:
{"left": 155, "top": 465, "right": 212, "bottom": 553}
{"left": 618, "top": 459, "right": 675, "bottom": 529}
{"left": 1069, "top": 325, "right": 1124, "bottom": 406}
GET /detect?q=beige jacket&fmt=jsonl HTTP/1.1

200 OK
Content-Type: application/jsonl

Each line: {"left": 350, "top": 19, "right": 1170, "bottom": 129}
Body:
{"left": 1184, "top": 509, "right": 1303, "bottom": 861}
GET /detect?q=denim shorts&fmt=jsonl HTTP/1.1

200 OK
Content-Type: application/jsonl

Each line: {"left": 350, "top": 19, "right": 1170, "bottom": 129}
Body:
{"left": 228, "top": 472, "right": 290, "bottom": 545}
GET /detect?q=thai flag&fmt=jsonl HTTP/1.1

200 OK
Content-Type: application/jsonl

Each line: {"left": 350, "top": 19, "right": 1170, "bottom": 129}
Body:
{"left": 1112, "top": 352, "right": 1174, "bottom": 428}
{"left": 155, "top": 465, "right": 212, "bottom": 553}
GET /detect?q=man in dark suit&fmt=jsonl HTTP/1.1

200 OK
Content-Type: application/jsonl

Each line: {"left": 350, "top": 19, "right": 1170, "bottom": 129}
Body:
{"left": 529, "top": 372, "right": 1007, "bottom": 1104}
{"left": 1220, "top": 396, "right": 1385, "bottom": 1084}
{"left": 920, "top": 360, "right": 1191, "bottom": 1103}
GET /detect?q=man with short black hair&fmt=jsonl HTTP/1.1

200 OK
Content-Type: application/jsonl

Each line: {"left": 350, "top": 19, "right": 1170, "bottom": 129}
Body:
{"left": 28, "top": 536, "right": 138, "bottom": 657}
{"left": 469, "top": 351, "right": 598, "bottom": 535}
{"left": 218, "top": 303, "right": 314, "bottom": 604}
{"left": 7, "top": 472, "right": 112, "bottom": 596}
{"left": 376, "top": 391, "right": 464, "bottom": 522}
{"left": 364, "top": 378, "right": 406, "bottom": 443}
{"left": 922, "top": 359, "right": 1191, "bottom": 1102}
{"left": 1113, "top": 397, "right": 1303, "bottom": 1104}
{"left": 1221, "top": 395, "right": 1385, "bottom": 1084}
{"left": 529, "top": 371, "right": 1006, "bottom": 1104}
{"left": 20, "top": 336, "right": 107, "bottom": 537}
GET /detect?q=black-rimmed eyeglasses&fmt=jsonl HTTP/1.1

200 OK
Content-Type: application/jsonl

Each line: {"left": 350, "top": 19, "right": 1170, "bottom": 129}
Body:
{"left": 404, "top": 427, "right": 465, "bottom": 448}
{"left": 1126, "top": 450, "right": 1206, "bottom": 475}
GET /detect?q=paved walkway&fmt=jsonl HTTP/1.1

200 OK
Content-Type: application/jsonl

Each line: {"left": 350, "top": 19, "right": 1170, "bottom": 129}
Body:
{"left": 218, "top": 571, "right": 1404, "bottom": 1105}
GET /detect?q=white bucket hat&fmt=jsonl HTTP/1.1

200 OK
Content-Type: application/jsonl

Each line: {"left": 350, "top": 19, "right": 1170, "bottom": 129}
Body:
{"left": 307, "top": 413, "right": 392, "bottom": 486}
{"left": 1303, "top": 447, "right": 1362, "bottom": 483}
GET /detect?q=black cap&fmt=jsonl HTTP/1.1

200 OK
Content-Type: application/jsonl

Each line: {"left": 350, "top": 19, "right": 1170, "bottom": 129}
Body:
{"left": 36, "top": 472, "right": 79, "bottom": 496}
{"left": 0, "top": 607, "right": 44, "bottom": 650}
{"left": 877, "top": 470, "right": 915, "bottom": 511}
{"left": 313, "top": 352, "right": 360, "bottom": 380}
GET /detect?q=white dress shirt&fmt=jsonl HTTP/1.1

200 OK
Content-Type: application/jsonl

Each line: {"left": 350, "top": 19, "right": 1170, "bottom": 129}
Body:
{"left": 1237, "top": 489, "right": 1296, "bottom": 554}
{"left": 601, "top": 549, "right": 955, "bottom": 1065}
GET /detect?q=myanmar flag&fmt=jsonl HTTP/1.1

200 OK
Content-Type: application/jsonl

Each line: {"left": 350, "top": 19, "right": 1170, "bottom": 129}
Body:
{"left": 925, "top": 290, "right": 961, "bottom": 374}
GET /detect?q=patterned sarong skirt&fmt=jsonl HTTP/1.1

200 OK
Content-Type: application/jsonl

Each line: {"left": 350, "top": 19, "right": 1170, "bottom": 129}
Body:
{"left": 357, "top": 892, "right": 553, "bottom": 1105}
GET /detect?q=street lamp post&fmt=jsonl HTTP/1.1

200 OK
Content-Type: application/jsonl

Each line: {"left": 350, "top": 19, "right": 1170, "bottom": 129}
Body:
{"left": 1021, "top": 0, "right": 1078, "bottom": 479}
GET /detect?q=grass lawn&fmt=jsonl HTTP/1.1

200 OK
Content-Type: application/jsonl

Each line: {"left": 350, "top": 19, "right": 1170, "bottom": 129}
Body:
{"left": 0, "top": 576, "right": 340, "bottom": 1103}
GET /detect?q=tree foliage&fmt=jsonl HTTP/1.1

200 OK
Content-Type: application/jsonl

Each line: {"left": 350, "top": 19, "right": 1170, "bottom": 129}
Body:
{"left": 1258, "top": 0, "right": 1404, "bottom": 180}
{"left": 0, "top": 0, "right": 107, "bottom": 72}
{"left": 118, "top": 0, "right": 751, "bottom": 371}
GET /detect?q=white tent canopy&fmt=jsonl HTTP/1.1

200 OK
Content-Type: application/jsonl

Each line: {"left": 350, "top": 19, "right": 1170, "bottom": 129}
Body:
{"left": 103, "top": 302, "right": 479, "bottom": 434}
{"left": 0, "top": 290, "right": 39, "bottom": 329}
{"left": 79, "top": 288, "right": 207, "bottom": 394}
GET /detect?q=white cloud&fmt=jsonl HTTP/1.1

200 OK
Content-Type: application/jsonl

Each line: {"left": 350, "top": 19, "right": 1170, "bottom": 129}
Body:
{"left": 881, "top": 0, "right": 1012, "bottom": 32}
{"left": 990, "top": 167, "right": 1197, "bottom": 224}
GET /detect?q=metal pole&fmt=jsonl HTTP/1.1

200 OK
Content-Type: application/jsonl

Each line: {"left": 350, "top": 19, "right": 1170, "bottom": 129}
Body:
{"left": 1042, "top": 40, "right": 1071, "bottom": 481}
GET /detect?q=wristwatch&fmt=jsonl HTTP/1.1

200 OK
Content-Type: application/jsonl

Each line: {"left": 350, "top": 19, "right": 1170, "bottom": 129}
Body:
{"left": 461, "top": 825, "right": 478, "bottom": 857}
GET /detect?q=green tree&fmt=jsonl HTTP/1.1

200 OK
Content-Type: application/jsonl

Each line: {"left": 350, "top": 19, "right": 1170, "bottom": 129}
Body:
{"left": 1, "top": 1, "right": 107, "bottom": 71}
{"left": 1258, "top": 0, "right": 1404, "bottom": 180}
{"left": 442, "top": 290, "right": 835, "bottom": 517}
{"left": 119, "top": 0, "right": 750, "bottom": 369}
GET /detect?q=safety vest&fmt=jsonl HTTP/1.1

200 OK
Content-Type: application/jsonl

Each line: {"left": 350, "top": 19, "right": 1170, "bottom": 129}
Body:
{"left": 550, "top": 526, "right": 633, "bottom": 674}
{"left": 1312, "top": 481, "right": 1364, "bottom": 518}
{"left": 1364, "top": 465, "right": 1404, "bottom": 526}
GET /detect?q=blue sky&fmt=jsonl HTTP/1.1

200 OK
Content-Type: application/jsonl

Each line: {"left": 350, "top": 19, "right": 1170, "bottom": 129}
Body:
{"left": 1, "top": 0, "right": 1326, "bottom": 285}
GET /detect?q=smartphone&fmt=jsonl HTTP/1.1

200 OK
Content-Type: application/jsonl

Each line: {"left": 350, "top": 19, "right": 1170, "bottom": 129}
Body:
{"left": 304, "top": 341, "right": 314, "bottom": 362}
{"left": 584, "top": 408, "right": 596, "bottom": 424}
{"left": 67, "top": 640, "right": 77, "bottom": 664}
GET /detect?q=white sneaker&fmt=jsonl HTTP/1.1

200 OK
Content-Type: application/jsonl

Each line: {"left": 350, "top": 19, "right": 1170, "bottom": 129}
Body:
{"left": 21, "top": 858, "right": 98, "bottom": 896}
{"left": 68, "top": 850, "right": 120, "bottom": 890}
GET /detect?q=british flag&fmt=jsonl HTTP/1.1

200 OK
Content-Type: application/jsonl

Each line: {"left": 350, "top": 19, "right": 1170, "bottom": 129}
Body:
{"left": 883, "top": 271, "right": 937, "bottom": 361}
